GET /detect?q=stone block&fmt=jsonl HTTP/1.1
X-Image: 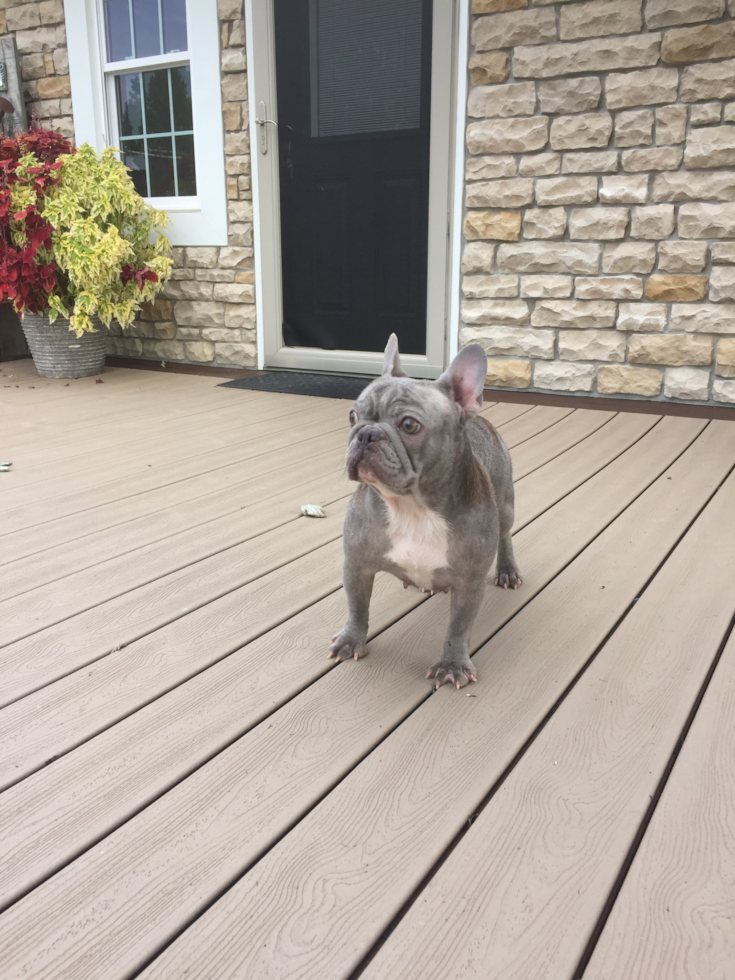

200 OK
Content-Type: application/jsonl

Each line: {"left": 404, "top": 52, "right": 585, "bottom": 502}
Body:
{"left": 575, "top": 276, "right": 642, "bottom": 300}
{"left": 670, "top": 303, "right": 735, "bottom": 333}
{"left": 655, "top": 105, "right": 688, "bottom": 144}
{"left": 629, "top": 333, "right": 713, "bottom": 366}
{"left": 225, "top": 133, "right": 250, "bottom": 157}
{"left": 462, "top": 275, "right": 519, "bottom": 299}
{"left": 214, "top": 343, "right": 257, "bottom": 368}
{"left": 558, "top": 329, "right": 626, "bottom": 362}
{"left": 21, "top": 54, "right": 46, "bottom": 81}
{"left": 219, "top": 246, "right": 254, "bottom": 269}
{"left": 468, "top": 52, "right": 510, "bottom": 86}
{"left": 484, "top": 358, "right": 532, "bottom": 388}
{"left": 228, "top": 224, "right": 253, "bottom": 247}
{"left": 219, "top": 0, "right": 244, "bottom": 18}
{"left": 622, "top": 147, "right": 683, "bottom": 172}
{"left": 461, "top": 300, "right": 530, "bottom": 325}
{"left": 680, "top": 60, "right": 735, "bottom": 102}
{"left": 598, "top": 364, "right": 662, "bottom": 395}
{"left": 222, "top": 102, "right": 242, "bottom": 131}
{"left": 464, "top": 210, "right": 522, "bottom": 241}
{"left": 142, "top": 339, "right": 186, "bottom": 361}
{"left": 224, "top": 304, "right": 256, "bottom": 328}
{"left": 513, "top": 34, "right": 661, "bottom": 79}
{"left": 523, "top": 207, "right": 567, "bottom": 239}
{"left": 171, "top": 328, "right": 201, "bottom": 340}
{"left": 569, "top": 207, "right": 629, "bottom": 240}
{"left": 472, "top": 0, "right": 527, "bottom": 12}
{"left": 225, "top": 155, "right": 250, "bottom": 176}
{"left": 228, "top": 19, "right": 246, "bottom": 45}
{"left": 169, "top": 268, "right": 194, "bottom": 281}
{"left": 466, "top": 156, "right": 517, "bottom": 181}
{"left": 184, "top": 341, "right": 215, "bottom": 363}
{"left": 561, "top": 151, "right": 618, "bottom": 173}
{"left": 184, "top": 247, "right": 219, "bottom": 268}
{"left": 531, "top": 299, "right": 617, "bottom": 329}
{"left": 460, "top": 324, "right": 553, "bottom": 358}
{"left": 520, "top": 275, "right": 573, "bottom": 298}
{"left": 550, "top": 112, "right": 612, "bottom": 150}
{"left": 616, "top": 303, "right": 667, "bottom": 331}
{"left": 221, "top": 73, "right": 247, "bottom": 102}
{"left": 605, "top": 67, "right": 678, "bottom": 110}
{"left": 710, "top": 243, "right": 735, "bottom": 263}
{"left": 678, "top": 202, "right": 735, "bottom": 238}
{"left": 560, "top": 0, "right": 642, "bottom": 41}
{"left": 630, "top": 204, "right": 675, "bottom": 239}
{"left": 710, "top": 266, "right": 735, "bottom": 301}
{"left": 40, "top": 0, "right": 65, "bottom": 25}
{"left": 201, "top": 328, "right": 243, "bottom": 343}
{"left": 107, "top": 336, "right": 143, "bottom": 357}
{"left": 662, "top": 22, "right": 735, "bottom": 64}
{"left": 645, "top": 0, "right": 725, "bottom": 29}
{"left": 615, "top": 110, "right": 653, "bottom": 148}
{"left": 645, "top": 276, "right": 707, "bottom": 302}
{"left": 599, "top": 174, "right": 648, "bottom": 203}
{"left": 713, "top": 378, "right": 735, "bottom": 402}
{"left": 537, "top": 77, "right": 601, "bottom": 115}
{"left": 535, "top": 176, "right": 598, "bottom": 205}
{"left": 164, "top": 280, "right": 215, "bottom": 301}
{"left": 467, "top": 82, "right": 536, "bottom": 119}
{"left": 664, "top": 366, "right": 711, "bottom": 400}
{"left": 466, "top": 179, "right": 534, "bottom": 209}
{"left": 534, "top": 361, "right": 596, "bottom": 392}
{"left": 174, "top": 301, "right": 225, "bottom": 328}
{"left": 726, "top": 104, "right": 735, "bottom": 124}
{"left": 220, "top": 46, "right": 246, "bottom": 73}
{"left": 466, "top": 117, "right": 549, "bottom": 155}
{"left": 153, "top": 322, "right": 177, "bottom": 340}
{"left": 690, "top": 102, "right": 722, "bottom": 127}
{"left": 716, "top": 337, "right": 735, "bottom": 376}
{"left": 497, "top": 242, "right": 600, "bottom": 274}
{"left": 139, "top": 299, "right": 173, "bottom": 322}
{"left": 684, "top": 126, "right": 735, "bottom": 168}
{"left": 519, "top": 152, "right": 560, "bottom": 176}
{"left": 53, "top": 48, "right": 69, "bottom": 74}
{"left": 657, "top": 242, "right": 708, "bottom": 274}
{"left": 462, "top": 242, "right": 496, "bottom": 274}
{"left": 36, "top": 75, "right": 71, "bottom": 99}
{"left": 212, "top": 283, "right": 255, "bottom": 304}
{"left": 228, "top": 200, "right": 253, "bottom": 223}
{"left": 7, "top": 5, "right": 41, "bottom": 31}
{"left": 196, "top": 269, "right": 236, "bottom": 283}
{"left": 653, "top": 171, "right": 735, "bottom": 202}
{"left": 472, "top": 8, "right": 557, "bottom": 51}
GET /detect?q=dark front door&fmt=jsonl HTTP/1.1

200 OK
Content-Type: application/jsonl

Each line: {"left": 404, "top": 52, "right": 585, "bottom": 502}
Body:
{"left": 274, "top": 0, "right": 432, "bottom": 356}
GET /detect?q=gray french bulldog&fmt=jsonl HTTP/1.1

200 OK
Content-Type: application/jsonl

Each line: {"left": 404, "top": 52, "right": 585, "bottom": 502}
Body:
{"left": 329, "top": 334, "right": 521, "bottom": 689}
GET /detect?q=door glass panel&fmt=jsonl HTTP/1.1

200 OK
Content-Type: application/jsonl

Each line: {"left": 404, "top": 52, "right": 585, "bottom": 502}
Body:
{"left": 309, "top": 0, "right": 423, "bottom": 137}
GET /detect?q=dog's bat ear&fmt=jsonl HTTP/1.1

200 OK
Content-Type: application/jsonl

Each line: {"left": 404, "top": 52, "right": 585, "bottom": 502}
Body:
{"left": 438, "top": 343, "right": 487, "bottom": 415}
{"left": 381, "top": 333, "right": 407, "bottom": 377}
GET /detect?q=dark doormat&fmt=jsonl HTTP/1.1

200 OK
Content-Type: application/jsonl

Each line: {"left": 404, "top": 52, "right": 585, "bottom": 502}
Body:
{"left": 219, "top": 371, "right": 375, "bottom": 400}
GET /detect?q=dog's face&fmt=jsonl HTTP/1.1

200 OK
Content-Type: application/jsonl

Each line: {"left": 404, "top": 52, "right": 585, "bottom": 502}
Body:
{"left": 345, "top": 335, "right": 487, "bottom": 496}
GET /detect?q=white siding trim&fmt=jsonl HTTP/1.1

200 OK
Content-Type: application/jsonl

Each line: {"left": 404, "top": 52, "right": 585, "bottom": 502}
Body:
{"left": 65, "top": 0, "right": 228, "bottom": 247}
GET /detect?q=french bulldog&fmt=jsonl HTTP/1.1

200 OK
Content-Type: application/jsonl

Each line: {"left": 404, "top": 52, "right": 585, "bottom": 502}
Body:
{"left": 329, "top": 334, "right": 521, "bottom": 689}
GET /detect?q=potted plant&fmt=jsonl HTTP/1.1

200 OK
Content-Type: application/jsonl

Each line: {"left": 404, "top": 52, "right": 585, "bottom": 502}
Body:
{"left": 0, "top": 130, "right": 172, "bottom": 378}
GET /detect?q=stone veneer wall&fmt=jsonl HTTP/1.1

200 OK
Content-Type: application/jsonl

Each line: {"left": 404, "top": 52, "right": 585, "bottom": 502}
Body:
{"left": 0, "top": 0, "right": 72, "bottom": 137}
{"left": 462, "top": 0, "right": 735, "bottom": 405}
{"left": 108, "top": 0, "right": 256, "bottom": 368}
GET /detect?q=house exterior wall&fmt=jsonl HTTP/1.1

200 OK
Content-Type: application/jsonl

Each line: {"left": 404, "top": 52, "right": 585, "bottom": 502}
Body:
{"left": 462, "top": 0, "right": 735, "bottom": 405}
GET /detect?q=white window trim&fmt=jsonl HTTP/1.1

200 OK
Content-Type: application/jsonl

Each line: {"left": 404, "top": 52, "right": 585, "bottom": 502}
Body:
{"left": 66, "top": 0, "right": 228, "bottom": 246}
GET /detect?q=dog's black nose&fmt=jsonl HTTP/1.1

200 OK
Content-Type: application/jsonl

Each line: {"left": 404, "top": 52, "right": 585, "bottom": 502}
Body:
{"left": 356, "top": 425, "right": 385, "bottom": 445}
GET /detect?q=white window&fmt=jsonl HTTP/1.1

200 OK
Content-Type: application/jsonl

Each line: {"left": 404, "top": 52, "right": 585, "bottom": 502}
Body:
{"left": 66, "top": 0, "right": 228, "bottom": 246}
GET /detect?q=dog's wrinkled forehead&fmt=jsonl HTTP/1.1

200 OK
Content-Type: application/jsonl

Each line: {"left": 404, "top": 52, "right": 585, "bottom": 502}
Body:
{"left": 355, "top": 376, "right": 453, "bottom": 424}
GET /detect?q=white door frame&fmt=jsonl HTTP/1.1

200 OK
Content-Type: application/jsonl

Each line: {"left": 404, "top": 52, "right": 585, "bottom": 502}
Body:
{"left": 245, "top": 0, "right": 464, "bottom": 378}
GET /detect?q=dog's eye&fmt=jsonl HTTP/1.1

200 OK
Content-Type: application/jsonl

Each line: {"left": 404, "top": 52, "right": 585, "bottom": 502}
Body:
{"left": 349, "top": 410, "right": 357, "bottom": 426}
{"left": 400, "top": 417, "right": 421, "bottom": 434}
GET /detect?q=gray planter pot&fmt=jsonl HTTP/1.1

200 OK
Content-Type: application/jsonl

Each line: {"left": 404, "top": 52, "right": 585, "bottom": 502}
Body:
{"left": 21, "top": 312, "right": 107, "bottom": 379}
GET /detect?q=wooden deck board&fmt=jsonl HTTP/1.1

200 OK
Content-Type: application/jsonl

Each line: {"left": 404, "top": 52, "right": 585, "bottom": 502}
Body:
{"left": 1, "top": 363, "right": 733, "bottom": 980}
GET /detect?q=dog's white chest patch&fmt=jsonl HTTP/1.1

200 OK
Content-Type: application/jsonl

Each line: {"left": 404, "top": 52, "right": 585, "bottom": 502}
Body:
{"left": 383, "top": 496, "right": 449, "bottom": 591}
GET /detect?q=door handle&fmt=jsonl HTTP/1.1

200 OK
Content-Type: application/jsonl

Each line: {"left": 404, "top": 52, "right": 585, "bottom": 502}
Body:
{"left": 255, "top": 101, "right": 278, "bottom": 154}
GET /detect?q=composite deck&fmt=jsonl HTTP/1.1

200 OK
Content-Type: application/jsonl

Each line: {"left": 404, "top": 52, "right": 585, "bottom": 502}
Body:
{"left": 0, "top": 357, "right": 734, "bottom": 980}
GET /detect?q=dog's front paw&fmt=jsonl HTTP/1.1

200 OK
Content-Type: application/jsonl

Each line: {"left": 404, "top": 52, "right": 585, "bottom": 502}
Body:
{"left": 426, "top": 654, "right": 477, "bottom": 690}
{"left": 328, "top": 626, "right": 367, "bottom": 662}
{"left": 495, "top": 564, "right": 522, "bottom": 590}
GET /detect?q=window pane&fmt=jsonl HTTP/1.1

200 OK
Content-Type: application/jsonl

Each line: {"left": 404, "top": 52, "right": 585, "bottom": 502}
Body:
{"left": 147, "top": 136, "right": 176, "bottom": 196}
{"left": 143, "top": 68, "right": 171, "bottom": 135}
{"left": 162, "top": 0, "right": 187, "bottom": 53}
{"left": 175, "top": 133, "right": 196, "bottom": 195}
{"left": 170, "top": 65, "right": 192, "bottom": 131}
{"left": 105, "top": 0, "right": 133, "bottom": 62}
{"left": 121, "top": 139, "right": 148, "bottom": 196}
{"left": 116, "top": 73, "right": 143, "bottom": 136}
{"left": 132, "top": 0, "right": 161, "bottom": 58}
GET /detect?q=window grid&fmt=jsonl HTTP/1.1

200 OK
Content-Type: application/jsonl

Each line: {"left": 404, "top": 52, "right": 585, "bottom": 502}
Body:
{"left": 109, "top": 0, "right": 176, "bottom": 63}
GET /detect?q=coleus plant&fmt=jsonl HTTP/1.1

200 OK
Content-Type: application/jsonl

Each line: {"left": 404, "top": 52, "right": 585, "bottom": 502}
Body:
{"left": 0, "top": 130, "right": 172, "bottom": 335}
